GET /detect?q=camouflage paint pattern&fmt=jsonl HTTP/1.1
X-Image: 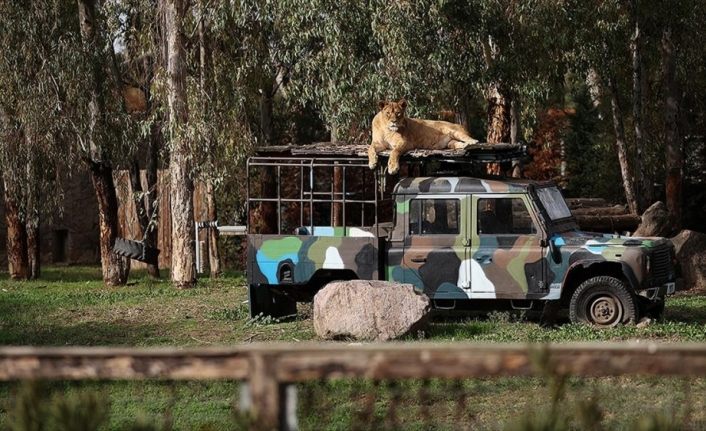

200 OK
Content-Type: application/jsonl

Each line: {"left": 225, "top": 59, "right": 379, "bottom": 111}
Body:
{"left": 248, "top": 176, "right": 676, "bottom": 303}
{"left": 386, "top": 177, "right": 674, "bottom": 301}
{"left": 248, "top": 227, "right": 379, "bottom": 286}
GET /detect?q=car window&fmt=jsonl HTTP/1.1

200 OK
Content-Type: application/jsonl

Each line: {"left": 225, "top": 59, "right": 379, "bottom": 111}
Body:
{"left": 477, "top": 198, "right": 537, "bottom": 235}
{"left": 536, "top": 187, "right": 572, "bottom": 220}
{"left": 409, "top": 199, "right": 459, "bottom": 235}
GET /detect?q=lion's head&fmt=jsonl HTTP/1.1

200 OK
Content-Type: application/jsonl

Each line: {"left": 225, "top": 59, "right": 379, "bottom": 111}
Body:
{"left": 377, "top": 99, "right": 407, "bottom": 132}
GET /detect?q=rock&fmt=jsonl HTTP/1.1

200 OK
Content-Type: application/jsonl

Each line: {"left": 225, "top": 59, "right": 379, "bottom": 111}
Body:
{"left": 313, "top": 280, "right": 430, "bottom": 341}
{"left": 636, "top": 317, "right": 652, "bottom": 328}
{"left": 670, "top": 229, "right": 706, "bottom": 291}
{"left": 634, "top": 201, "right": 672, "bottom": 237}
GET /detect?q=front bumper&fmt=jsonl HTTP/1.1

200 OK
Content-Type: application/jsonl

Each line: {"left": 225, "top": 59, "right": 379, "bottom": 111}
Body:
{"left": 637, "top": 278, "right": 681, "bottom": 301}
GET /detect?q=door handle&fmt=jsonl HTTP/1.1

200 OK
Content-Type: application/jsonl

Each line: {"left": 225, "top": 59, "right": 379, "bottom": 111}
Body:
{"left": 411, "top": 256, "right": 427, "bottom": 263}
{"left": 475, "top": 255, "right": 492, "bottom": 263}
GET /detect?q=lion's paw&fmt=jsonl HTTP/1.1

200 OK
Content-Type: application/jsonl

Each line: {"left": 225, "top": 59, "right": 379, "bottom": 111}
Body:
{"left": 368, "top": 161, "right": 377, "bottom": 170}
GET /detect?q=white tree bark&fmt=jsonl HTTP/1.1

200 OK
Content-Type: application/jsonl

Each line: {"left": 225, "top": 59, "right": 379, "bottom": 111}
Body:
{"left": 165, "top": 0, "right": 196, "bottom": 288}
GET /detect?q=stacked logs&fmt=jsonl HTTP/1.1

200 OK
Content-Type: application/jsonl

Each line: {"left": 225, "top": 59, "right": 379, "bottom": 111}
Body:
{"left": 567, "top": 198, "right": 641, "bottom": 233}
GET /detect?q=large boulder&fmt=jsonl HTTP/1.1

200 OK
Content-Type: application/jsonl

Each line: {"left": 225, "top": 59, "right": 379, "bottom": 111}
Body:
{"left": 671, "top": 230, "right": 706, "bottom": 291}
{"left": 634, "top": 201, "right": 672, "bottom": 237}
{"left": 313, "top": 280, "right": 430, "bottom": 341}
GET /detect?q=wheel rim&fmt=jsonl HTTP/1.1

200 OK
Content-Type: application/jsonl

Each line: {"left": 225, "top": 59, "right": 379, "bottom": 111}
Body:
{"left": 587, "top": 294, "right": 623, "bottom": 327}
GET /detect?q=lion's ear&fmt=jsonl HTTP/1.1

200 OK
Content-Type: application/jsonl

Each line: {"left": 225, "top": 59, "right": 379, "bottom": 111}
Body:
{"left": 378, "top": 100, "right": 387, "bottom": 110}
{"left": 399, "top": 98, "right": 407, "bottom": 110}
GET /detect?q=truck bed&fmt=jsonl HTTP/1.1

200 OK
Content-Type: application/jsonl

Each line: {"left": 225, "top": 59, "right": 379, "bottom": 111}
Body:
{"left": 247, "top": 227, "right": 384, "bottom": 286}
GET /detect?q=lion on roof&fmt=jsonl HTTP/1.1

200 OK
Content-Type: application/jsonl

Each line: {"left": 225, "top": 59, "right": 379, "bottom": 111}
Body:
{"left": 368, "top": 99, "right": 479, "bottom": 174}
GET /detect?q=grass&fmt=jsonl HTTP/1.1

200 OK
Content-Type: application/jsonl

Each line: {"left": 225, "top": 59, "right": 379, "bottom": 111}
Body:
{"left": 0, "top": 266, "right": 314, "bottom": 346}
{"left": 2, "top": 266, "right": 704, "bottom": 347}
{"left": 0, "top": 266, "right": 705, "bottom": 430}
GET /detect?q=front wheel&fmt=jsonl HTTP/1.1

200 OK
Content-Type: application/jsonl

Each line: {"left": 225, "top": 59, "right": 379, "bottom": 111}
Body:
{"left": 569, "top": 276, "right": 637, "bottom": 327}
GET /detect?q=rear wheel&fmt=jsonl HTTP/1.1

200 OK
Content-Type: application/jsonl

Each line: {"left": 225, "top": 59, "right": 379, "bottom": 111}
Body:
{"left": 248, "top": 284, "right": 297, "bottom": 319}
{"left": 569, "top": 276, "right": 637, "bottom": 327}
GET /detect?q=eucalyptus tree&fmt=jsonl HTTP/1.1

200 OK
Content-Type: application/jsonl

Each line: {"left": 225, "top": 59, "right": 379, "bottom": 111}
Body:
{"left": 276, "top": 0, "right": 383, "bottom": 142}
{"left": 0, "top": 1, "right": 74, "bottom": 279}
{"left": 74, "top": 0, "right": 136, "bottom": 285}
{"left": 106, "top": 0, "right": 164, "bottom": 278}
{"left": 650, "top": 0, "right": 706, "bottom": 229}
{"left": 161, "top": 0, "right": 196, "bottom": 288}
{"left": 567, "top": 0, "right": 639, "bottom": 214}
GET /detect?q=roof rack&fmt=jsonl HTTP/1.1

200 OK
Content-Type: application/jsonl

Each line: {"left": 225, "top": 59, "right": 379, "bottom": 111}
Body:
{"left": 255, "top": 142, "right": 526, "bottom": 164}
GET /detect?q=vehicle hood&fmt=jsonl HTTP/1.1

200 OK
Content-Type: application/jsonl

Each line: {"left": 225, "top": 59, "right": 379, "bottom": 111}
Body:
{"left": 552, "top": 231, "right": 672, "bottom": 252}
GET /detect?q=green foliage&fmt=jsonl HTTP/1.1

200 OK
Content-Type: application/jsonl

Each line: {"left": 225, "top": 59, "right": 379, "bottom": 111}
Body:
{"left": 563, "top": 80, "right": 624, "bottom": 200}
{"left": 6, "top": 382, "right": 109, "bottom": 431}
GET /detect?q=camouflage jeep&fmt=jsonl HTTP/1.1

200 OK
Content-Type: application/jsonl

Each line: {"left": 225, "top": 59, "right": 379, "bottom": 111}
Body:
{"left": 247, "top": 170, "right": 678, "bottom": 327}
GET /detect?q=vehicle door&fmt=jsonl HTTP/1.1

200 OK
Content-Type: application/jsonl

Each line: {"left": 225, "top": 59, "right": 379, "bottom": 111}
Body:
{"left": 469, "top": 194, "right": 546, "bottom": 299}
{"left": 398, "top": 195, "right": 471, "bottom": 299}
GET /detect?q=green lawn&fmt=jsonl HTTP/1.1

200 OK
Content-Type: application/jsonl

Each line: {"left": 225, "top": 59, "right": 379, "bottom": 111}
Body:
{"left": 0, "top": 266, "right": 705, "bottom": 430}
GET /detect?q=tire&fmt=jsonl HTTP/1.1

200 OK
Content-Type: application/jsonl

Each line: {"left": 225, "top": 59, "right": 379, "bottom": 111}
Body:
{"left": 113, "top": 238, "right": 143, "bottom": 259}
{"left": 569, "top": 276, "right": 637, "bottom": 327}
{"left": 248, "top": 284, "right": 297, "bottom": 319}
{"left": 113, "top": 238, "right": 160, "bottom": 265}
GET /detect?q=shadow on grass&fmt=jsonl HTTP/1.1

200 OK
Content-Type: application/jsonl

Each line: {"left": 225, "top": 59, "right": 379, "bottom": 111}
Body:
{"left": 424, "top": 320, "right": 494, "bottom": 339}
{"left": 31, "top": 266, "right": 105, "bottom": 283}
{"left": 0, "top": 321, "right": 164, "bottom": 346}
{"left": 664, "top": 305, "right": 706, "bottom": 325}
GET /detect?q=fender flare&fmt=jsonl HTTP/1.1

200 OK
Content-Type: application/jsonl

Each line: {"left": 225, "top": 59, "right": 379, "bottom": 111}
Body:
{"left": 562, "top": 259, "right": 641, "bottom": 293}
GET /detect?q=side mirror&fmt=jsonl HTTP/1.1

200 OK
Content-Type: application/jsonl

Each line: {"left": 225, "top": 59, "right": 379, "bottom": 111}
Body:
{"left": 543, "top": 237, "right": 563, "bottom": 264}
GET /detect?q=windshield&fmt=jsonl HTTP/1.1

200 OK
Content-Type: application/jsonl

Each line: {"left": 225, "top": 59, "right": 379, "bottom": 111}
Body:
{"left": 536, "top": 187, "right": 572, "bottom": 220}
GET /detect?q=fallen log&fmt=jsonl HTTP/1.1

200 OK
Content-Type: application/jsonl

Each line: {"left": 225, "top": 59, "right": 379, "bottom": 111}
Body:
{"left": 575, "top": 214, "right": 641, "bottom": 232}
{"left": 566, "top": 198, "right": 608, "bottom": 208}
{"left": 571, "top": 204, "right": 628, "bottom": 216}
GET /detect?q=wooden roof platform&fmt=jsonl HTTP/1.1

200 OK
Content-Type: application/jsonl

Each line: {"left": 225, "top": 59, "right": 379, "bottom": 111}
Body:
{"left": 255, "top": 142, "right": 526, "bottom": 163}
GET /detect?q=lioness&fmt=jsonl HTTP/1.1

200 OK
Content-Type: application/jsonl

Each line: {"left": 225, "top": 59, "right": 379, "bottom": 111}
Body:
{"left": 368, "top": 99, "right": 479, "bottom": 174}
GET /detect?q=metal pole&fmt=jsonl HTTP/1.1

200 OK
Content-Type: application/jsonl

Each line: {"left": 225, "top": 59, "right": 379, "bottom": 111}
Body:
{"left": 309, "top": 160, "right": 314, "bottom": 233}
{"left": 277, "top": 165, "right": 282, "bottom": 234}
{"left": 194, "top": 221, "right": 201, "bottom": 274}
{"left": 246, "top": 160, "right": 251, "bottom": 234}
{"left": 342, "top": 165, "right": 346, "bottom": 230}
{"left": 299, "top": 165, "right": 304, "bottom": 228}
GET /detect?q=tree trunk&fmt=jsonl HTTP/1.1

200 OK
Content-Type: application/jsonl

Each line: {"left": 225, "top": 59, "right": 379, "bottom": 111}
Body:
{"left": 89, "top": 161, "right": 128, "bottom": 286}
{"left": 486, "top": 83, "right": 511, "bottom": 144}
{"left": 165, "top": 0, "right": 195, "bottom": 288}
{"left": 25, "top": 217, "right": 40, "bottom": 279}
{"left": 510, "top": 96, "right": 522, "bottom": 178}
{"left": 630, "top": 0, "right": 649, "bottom": 211}
{"left": 3, "top": 174, "right": 28, "bottom": 280}
{"left": 145, "top": 120, "right": 161, "bottom": 278}
{"left": 205, "top": 182, "right": 221, "bottom": 276}
{"left": 486, "top": 83, "right": 511, "bottom": 176}
{"left": 78, "top": 0, "right": 129, "bottom": 285}
{"left": 25, "top": 163, "right": 40, "bottom": 280}
{"left": 260, "top": 85, "right": 274, "bottom": 146}
{"left": 130, "top": 158, "right": 159, "bottom": 278}
{"left": 662, "top": 27, "right": 682, "bottom": 229}
{"left": 608, "top": 77, "right": 639, "bottom": 215}
{"left": 198, "top": 7, "right": 220, "bottom": 277}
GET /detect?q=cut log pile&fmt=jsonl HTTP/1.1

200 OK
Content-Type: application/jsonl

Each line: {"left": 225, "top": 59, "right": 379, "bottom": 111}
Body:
{"left": 567, "top": 198, "right": 641, "bottom": 232}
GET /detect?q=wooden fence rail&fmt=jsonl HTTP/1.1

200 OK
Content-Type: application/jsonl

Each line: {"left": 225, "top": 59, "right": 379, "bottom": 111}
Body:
{"left": 1, "top": 342, "right": 706, "bottom": 430}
